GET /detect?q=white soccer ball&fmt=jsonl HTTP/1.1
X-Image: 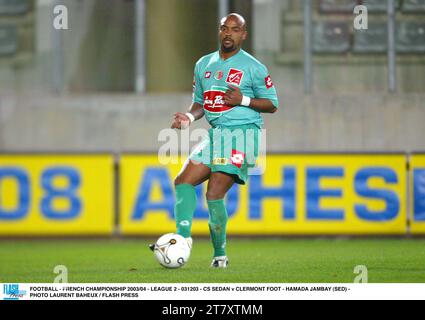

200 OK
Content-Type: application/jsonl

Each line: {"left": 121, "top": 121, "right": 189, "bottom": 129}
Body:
{"left": 153, "top": 233, "right": 191, "bottom": 269}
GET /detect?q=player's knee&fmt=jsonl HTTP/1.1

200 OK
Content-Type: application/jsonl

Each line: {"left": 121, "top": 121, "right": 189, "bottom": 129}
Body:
{"left": 174, "top": 176, "right": 193, "bottom": 187}
{"left": 206, "top": 189, "right": 225, "bottom": 201}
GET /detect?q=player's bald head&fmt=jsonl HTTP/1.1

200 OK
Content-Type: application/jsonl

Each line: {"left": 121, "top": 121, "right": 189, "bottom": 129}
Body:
{"left": 219, "top": 13, "right": 247, "bottom": 54}
{"left": 220, "top": 13, "right": 247, "bottom": 30}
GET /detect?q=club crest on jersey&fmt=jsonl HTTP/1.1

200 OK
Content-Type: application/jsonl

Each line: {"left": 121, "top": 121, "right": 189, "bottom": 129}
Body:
{"left": 230, "top": 149, "right": 245, "bottom": 168}
{"left": 205, "top": 71, "right": 212, "bottom": 79}
{"left": 226, "top": 69, "right": 244, "bottom": 86}
{"left": 265, "top": 75, "right": 274, "bottom": 89}
{"left": 214, "top": 71, "right": 224, "bottom": 80}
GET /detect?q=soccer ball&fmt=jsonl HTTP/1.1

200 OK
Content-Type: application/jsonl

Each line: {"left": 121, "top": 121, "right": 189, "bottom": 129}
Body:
{"left": 153, "top": 233, "right": 191, "bottom": 269}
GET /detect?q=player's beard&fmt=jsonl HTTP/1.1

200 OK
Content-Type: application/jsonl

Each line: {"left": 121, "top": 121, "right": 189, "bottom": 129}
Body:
{"left": 221, "top": 39, "right": 237, "bottom": 53}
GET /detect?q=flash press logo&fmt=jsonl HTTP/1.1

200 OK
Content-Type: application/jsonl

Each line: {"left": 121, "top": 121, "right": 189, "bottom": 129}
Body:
{"left": 3, "top": 284, "right": 27, "bottom": 300}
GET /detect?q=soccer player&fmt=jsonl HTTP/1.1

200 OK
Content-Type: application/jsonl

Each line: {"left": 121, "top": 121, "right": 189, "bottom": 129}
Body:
{"left": 155, "top": 13, "right": 279, "bottom": 268}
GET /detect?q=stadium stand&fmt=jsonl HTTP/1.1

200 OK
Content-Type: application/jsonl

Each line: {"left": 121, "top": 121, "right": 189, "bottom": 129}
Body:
{"left": 319, "top": 0, "right": 357, "bottom": 14}
{"left": 314, "top": 0, "right": 425, "bottom": 55}
{"left": 276, "top": 0, "right": 425, "bottom": 93}
{"left": 317, "top": 0, "right": 401, "bottom": 14}
{"left": 0, "top": 0, "right": 33, "bottom": 61}
{"left": 397, "top": 21, "right": 425, "bottom": 53}
{"left": 0, "top": 0, "right": 29, "bottom": 16}
{"left": 353, "top": 22, "right": 387, "bottom": 53}
{"left": 0, "top": 24, "right": 17, "bottom": 56}
{"left": 361, "top": 0, "right": 401, "bottom": 13}
{"left": 313, "top": 21, "right": 350, "bottom": 53}
{"left": 401, "top": 0, "right": 425, "bottom": 13}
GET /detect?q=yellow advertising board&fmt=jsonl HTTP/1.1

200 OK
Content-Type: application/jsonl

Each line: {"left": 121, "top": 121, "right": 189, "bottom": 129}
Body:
{"left": 120, "top": 154, "right": 407, "bottom": 235}
{"left": 0, "top": 154, "right": 115, "bottom": 235}
{"left": 410, "top": 154, "right": 425, "bottom": 234}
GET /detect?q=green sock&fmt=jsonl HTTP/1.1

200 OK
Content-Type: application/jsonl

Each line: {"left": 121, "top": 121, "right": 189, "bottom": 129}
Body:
{"left": 174, "top": 184, "right": 197, "bottom": 238}
{"left": 207, "top": 199, "right": 228, "bottom": 257}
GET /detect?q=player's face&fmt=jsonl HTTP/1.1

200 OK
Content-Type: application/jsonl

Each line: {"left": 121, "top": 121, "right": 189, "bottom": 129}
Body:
{"left": 219, "top": 18, "right": 247, "bottom": 53}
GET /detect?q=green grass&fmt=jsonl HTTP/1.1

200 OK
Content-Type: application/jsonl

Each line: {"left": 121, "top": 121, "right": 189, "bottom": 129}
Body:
{"left": 0, "top": 238, "right": 424, "bottom": 283}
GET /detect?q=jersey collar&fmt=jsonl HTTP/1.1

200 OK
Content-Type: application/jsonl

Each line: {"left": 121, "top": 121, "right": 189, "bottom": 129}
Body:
{"left": 218, "top": 49, "right": 243, "bottom": 62}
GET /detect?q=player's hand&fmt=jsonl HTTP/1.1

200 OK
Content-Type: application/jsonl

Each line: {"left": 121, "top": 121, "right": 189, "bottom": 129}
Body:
{"left": 171, "top": 112, "right": 191, "bottom": 130}
{"left": 224, "top": 84, "right": 243, "bottom": 106}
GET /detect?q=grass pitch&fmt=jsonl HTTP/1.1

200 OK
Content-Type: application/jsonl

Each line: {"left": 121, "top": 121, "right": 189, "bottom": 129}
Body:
{"left": 0, "top": 238, "right": 424, "bottom": 283}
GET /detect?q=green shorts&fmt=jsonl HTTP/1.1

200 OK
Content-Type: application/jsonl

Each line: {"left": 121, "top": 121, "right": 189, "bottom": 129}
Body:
{"left": 189, "top": 124, "right": 261, "bottom": 185}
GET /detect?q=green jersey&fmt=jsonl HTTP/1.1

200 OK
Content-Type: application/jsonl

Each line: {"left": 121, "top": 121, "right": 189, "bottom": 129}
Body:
{"left": 192, "top": 49, "right": 279, "bottom": 128}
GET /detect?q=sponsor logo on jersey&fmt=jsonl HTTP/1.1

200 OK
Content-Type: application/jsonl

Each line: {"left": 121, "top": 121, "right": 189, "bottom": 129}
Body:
{"left": 205, "top": 71, "right": 211, "bottom": 79}
{"left": 213, "top": 158, "right": 228, "bottom": 165}
{"left": 230, "top": 149, "right": 245, "bottom": 168}
{"left": 203, "top": 89, "right": 233, "bottom": 113}
{"left": 214, "top": 71, "right": 224, "bottom": 80}
{"left": 265, "top": 75, "right": 274, "bottom": 89}
{"left": 226, "top": 69, "right": 244, "bottom": 86}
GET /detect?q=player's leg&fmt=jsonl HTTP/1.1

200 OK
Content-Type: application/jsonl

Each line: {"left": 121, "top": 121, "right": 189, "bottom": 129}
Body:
{"left": 206, "top": 171, "right": 235, "bottom": 267}
{"left": 173, "top": 159, "right": 211, "bottom": 239}
{"left": 149, "top": 159, "right": 210, "bottom": 252}
{"left": 175, "top": 158, "right": 211, "bottom": 186}
{"left": 205, "top": 125, "right": 259, "bottom": 266}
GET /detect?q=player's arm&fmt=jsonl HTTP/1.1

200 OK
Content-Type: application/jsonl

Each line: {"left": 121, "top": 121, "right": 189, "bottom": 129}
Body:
{"left": 224, "top": 85, "right": 277, "bottom": 113}
{"left": 188, "top": 102, "right": 205, "bottom": 120}
{"left": 171, "top": 103, "right": 204, "bottom": 129}
{"left": 244, "top": 97, "right": 277, "bottom": 113}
